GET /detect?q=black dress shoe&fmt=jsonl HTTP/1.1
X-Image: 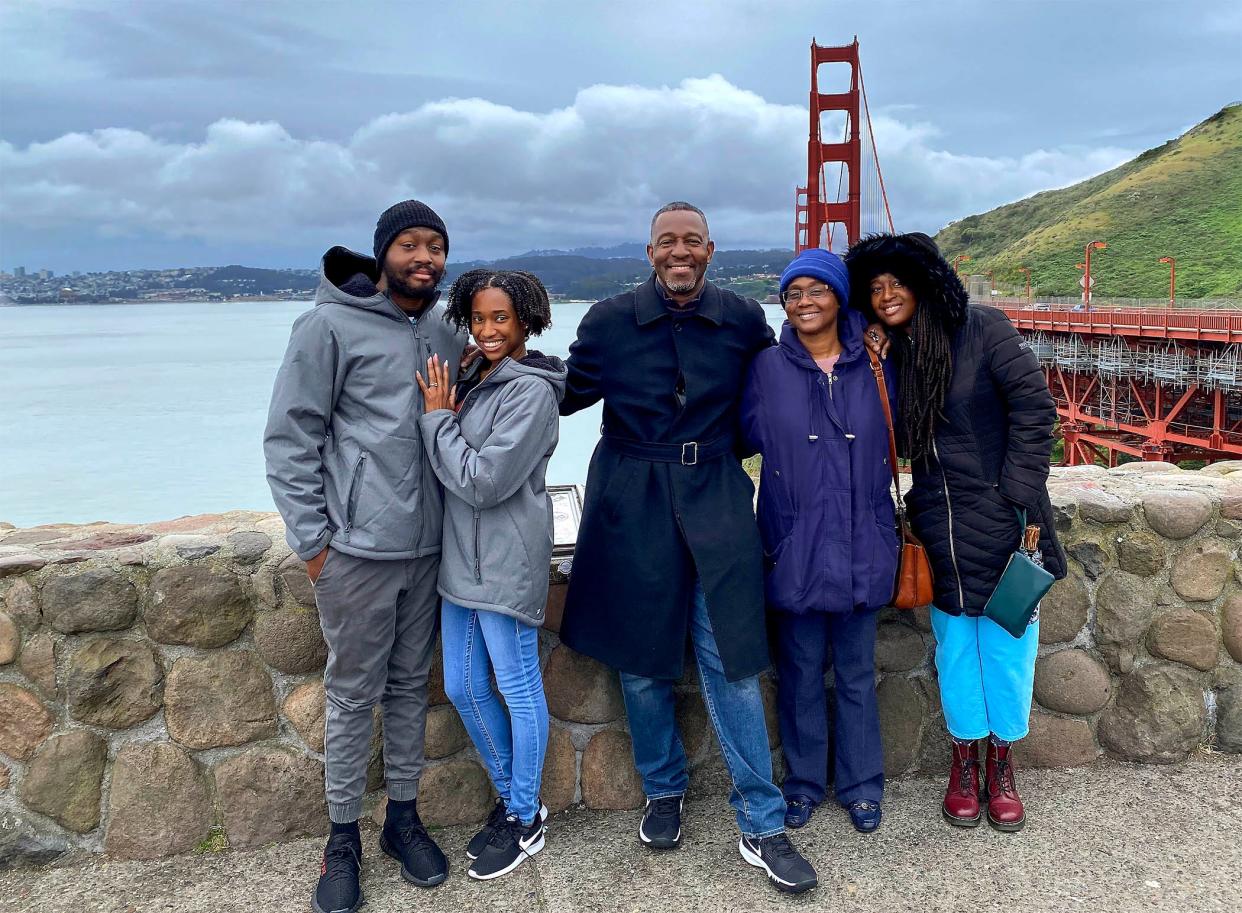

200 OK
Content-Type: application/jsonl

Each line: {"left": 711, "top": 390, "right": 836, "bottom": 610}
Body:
{"left": 847, "top": 799, "right": 883, "bottom": 833}
{"left": 784, "top": 795, "right": 816, "bottom": 829}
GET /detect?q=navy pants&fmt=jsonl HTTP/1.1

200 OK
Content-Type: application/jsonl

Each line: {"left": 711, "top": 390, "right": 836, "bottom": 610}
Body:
{"left": 773, "top": 608, "right": 884, "bottom": 806}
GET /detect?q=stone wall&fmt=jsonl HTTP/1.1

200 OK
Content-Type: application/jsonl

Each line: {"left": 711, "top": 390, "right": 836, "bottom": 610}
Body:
{"left": 2, "top": 461, "right": 1241, "bottom": 865}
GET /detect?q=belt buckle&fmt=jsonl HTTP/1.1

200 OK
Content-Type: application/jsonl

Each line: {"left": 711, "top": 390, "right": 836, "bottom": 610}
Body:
{"left": 681, "top": 441, "right": 698, "bottom": 466}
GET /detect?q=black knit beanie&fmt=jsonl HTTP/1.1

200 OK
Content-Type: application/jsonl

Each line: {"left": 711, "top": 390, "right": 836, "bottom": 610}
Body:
{"left": 373, "top": 200, "right": 449, "bottom": 265}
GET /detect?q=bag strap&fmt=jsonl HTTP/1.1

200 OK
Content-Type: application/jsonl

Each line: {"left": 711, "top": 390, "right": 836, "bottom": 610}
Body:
{"left": 866, "top": 348, "right": 906, "bottom": 525}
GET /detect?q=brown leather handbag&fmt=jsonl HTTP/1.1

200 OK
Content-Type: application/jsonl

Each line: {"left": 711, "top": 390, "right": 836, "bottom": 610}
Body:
{"left": 867, "top": 350, "right": 935, "bottom": 609}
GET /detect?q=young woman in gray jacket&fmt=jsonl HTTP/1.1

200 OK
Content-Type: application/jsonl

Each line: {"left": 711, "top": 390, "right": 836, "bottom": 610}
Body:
{"left": 416, "top": 269, "right": 566, "bottom": 881}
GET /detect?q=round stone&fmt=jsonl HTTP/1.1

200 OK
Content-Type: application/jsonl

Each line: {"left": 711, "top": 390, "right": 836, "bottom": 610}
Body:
{"left": 277, "top": 555, "right": 316, "bottom": 607}
{"left": 41, "top": 568, "right": 139, "bottom": 634}
{"left": 0, "top": 684, "right": 54, "bottom": 760}
{"left": 875, "top": 623, "right": 926, "bottom": 672}
{"left": 877, "top": 674, "right": 924, "bottom": 777}
{"left": 541, "top": 726, "right": 578, "bottom": 814}
{"left": 1022, "top": 711, "right": 1099, "bottom": 768}
{"left": 0, "top": 612, "right": 18, "bottom": 665}
{"left": 424, "top": 705, "right": 468, "bottom": 759}
{"left": 67, "top": 638, "right": 164, "bottom": 729}
{"left": 426, "top": 648, "right": 449, "bottom": 706}
{"left": 1034, "top": 649, "right": 1112, "bottom": 715}
{"left": 228, "top": 531, "right": 273, "bottom": 565}
{"left": 146, "top": 565, "right": 253, "bottom": 648}
{"left": 1222, "top": 595, "right": 1242, "bottom": 664}
{"left": 1038, "top": 572, "right": 1090, "bottom": 644}
{"left": 1142, "top": 491, "right": 1212, "bottom": 539}
{"left": 1, "top": 578, "right": 40, "bottom": 627}
{"left": 1094, "top": 571, "right": 1157, "bottom": 673}
{"left": 1169, "top": 539, "right": 1233, "bottom": 602}
{"left": 105, "top": 742, "right": 211, "bottom": 860}
{"left": 1075, "top": 488, "right": 1135, "bottom": 523}
{"left": 165, "top": 651, "right": 277, "bottom": 750}
{"left": 581, "top": 729, "right": 644, "bottom": 810}
{"left": 253, "top": 606, "right": 327, "bottom": 674}
{"left": 214, "top": 747, "right": 328, "bottom": 849}
{"left": 1116, "top": 531, "right": 1167, "bottom": 577}
{"left": 19, "top": 730, "right": 107, "bottom": 833}
{"left": 543, "top": 644, "right": 625, "bottom": 724}
{"left": 18, "top": 633, "right": 57, "bottom": 699}
{"left": 282, "top": 679, "right": 326, "bottom": 753}
{"left": 1147, "top": 608, "right": 1219, "bottom": 671}
{"left": 1097, "top": 664, "right": 1206, "bottom": 763}
{"left": 416, "top": 759, "right": 494, "bottom": 826}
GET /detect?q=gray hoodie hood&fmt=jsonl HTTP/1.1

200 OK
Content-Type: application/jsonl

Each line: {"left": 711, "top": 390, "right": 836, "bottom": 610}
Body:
{"left": 317, "top": 245, "right": 442, "bottom": 315}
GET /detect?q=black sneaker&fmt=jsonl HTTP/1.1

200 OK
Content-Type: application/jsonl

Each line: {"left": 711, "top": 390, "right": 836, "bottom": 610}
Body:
{"left": 379, "top": 802, "right": 448, "bottom": 888}
{"left": 738, "top": 832, "right": 818, "bottom": 894}
{"left": 467, "top": 798, "right": 550, "bottom": 860}
{"left": 638, "top": 795, "right": 683, "bottom": 850}
{"left": 313, "top": 831, "right": 363, "bottom": 913}
{"left": 467, "top": 814, "right": 545, "bottom": 881}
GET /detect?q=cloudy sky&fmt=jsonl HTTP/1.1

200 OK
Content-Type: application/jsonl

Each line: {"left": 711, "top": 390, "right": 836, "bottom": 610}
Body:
{"left": 1, "top": 0, "right": 1238, "bottom": 272}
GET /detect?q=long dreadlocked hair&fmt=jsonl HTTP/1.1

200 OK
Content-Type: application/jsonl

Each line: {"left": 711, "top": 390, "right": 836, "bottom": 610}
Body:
{"left": 844, "top": 232, "right": 969, "bottom": 462}
{"left": 444, "top": 268, "right": 552, "bottom": 338}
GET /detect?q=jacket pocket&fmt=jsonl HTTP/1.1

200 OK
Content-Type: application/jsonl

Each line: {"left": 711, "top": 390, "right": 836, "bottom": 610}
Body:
{"left": 472, "top": 508, "right": 482, "bottom": 583}
{"left": 341, "top": 452, "right": 368, "bottom": 541}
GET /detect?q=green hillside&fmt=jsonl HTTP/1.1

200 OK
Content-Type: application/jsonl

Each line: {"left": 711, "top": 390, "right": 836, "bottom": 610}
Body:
{"left": 934, "top": 104, "right": 1242, "bottom": 300}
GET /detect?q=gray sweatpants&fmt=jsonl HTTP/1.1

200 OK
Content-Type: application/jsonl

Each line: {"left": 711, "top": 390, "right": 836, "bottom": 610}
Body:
{"left": 313, "top": 547, "right": 440, "bottom": 823}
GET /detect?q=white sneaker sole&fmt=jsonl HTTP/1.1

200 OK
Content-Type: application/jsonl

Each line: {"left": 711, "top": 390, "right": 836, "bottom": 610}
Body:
{"left": 738, "top": 838, "right": 816, "bottom": 894}
{"left": 467, "top": 831, "right": 545, "bottom": 881}
{"left": 466, "top": 804, "right": 548, "bottom": 861}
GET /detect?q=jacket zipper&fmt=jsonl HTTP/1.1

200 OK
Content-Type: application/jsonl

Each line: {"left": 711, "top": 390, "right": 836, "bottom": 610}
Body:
{"left": 472, "top": 509, "right": 482, "bottom": 582}
{"left": 931, "top": 439, "right": 966, "bottom": 608}
{"left": 341, "top": 452, "right": 367, "bottom": 541}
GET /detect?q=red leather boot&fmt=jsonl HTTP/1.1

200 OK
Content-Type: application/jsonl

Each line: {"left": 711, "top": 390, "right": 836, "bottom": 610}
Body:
{"left": 984, "top": 740, "right": 1026, "bottom": 832}
{"left": 942, "top": 739, "right": 982, "bottom": 827}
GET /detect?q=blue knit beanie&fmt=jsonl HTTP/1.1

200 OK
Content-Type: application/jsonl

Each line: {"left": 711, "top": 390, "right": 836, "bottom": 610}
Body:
{"left": 779, "top": 248, "right": 850, "bottom": 307}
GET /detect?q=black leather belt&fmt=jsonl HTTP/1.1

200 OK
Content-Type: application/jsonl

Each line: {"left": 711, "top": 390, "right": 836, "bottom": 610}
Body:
{"left": 602, "top": 432, "right": 733, "bottom": 466}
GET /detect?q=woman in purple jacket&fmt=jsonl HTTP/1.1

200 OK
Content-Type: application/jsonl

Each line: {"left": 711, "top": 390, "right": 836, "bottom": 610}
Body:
{"left": 740, "top": 248, "right": 899, "bottom": 833}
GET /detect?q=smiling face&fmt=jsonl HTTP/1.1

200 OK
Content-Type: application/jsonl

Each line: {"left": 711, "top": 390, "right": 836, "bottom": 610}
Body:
{"left": 869, "top": 272, "right": 918, "bottom": 328}
{"left": 648, "top": 209, "right": 714, "bottom": 301}
{"left": 471, "top": 286, "right": 527, "bottom": 363}
{"left": 380, "top": 227, "right": 447, "bottom": 308}
{"left": 782, "top": 275, "right": 840, "bottom": 337}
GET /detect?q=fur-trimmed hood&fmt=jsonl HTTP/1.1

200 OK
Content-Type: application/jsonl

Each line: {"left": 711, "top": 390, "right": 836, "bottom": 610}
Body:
{"left": 843, "top": 232, "right": 968, "bottom": 329}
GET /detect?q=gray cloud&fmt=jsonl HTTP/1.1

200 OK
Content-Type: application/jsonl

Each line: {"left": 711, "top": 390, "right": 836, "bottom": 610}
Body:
{"left": 1, "top": 73, "right": 1139, "bottom": 271}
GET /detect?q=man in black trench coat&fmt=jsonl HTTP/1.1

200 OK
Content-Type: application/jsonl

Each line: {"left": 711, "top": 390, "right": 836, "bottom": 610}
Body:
{"left": 558, "top": 202, "right": 818, "bottom": 894}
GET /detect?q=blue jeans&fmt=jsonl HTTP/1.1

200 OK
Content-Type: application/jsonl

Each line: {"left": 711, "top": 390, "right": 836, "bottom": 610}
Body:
{"left": 930, "top": 607, "right": 1039, "bottom": 742}
{"left": 619, "top": 580, "right": 786, "bottom": 838}
{"left": 441, "top": 599, "right": 549, "bottom": 824}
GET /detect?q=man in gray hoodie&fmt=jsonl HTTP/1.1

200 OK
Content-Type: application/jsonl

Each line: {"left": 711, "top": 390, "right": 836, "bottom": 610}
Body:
{"left": 264, "top": 200, "right": 465, "bottom": 913}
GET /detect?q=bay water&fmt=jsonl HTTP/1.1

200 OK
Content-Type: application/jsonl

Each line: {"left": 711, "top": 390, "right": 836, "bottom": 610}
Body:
{"left": 1, "top": 300, "right": 785, "bottom": 527}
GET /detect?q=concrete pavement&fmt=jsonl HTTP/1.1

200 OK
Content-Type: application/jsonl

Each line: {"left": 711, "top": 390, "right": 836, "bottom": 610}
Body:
{"left": 2, "top": 754, "right": 1240, "bottom": 913}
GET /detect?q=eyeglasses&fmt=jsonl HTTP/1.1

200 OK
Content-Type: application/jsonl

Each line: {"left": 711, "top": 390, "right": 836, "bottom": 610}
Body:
{"left": 781, "top": 285, "right": 835, "bottom": 305}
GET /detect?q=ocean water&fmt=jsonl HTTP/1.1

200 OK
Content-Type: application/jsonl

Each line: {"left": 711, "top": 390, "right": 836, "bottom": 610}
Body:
{"left": 2, "top": 300, "right": 785, "bottom": 527}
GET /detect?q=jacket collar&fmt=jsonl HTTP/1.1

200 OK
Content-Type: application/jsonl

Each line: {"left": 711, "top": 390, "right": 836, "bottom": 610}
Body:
{"left": 634, "top": 273, "right": 724, "bottom": 327}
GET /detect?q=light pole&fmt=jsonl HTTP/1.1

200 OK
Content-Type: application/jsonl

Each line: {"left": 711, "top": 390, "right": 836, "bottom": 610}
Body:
{"left": 1084, "top": 240, "right": 1106, "bottom": 310}
{"left": 953, "top": 254, "right": 971, "bottom": 276}
{"left": 1158, "top": 256, "right": 1176, "bottom": 306}
{"left": 1017, "top": 266, "right": 1032, "bottom": 304}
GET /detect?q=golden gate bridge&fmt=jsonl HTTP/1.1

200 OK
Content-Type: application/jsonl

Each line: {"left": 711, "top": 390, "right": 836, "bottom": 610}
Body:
{"left": 796, "top": 38, "right": 1242, "bottom": 465}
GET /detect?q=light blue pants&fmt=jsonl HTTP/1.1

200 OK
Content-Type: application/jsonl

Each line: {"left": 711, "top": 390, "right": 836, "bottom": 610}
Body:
{"left": 930, "top": 607, "right": 1039, "bottom": 742}
{"left": 441, "top": 599, "right": 549, "bottom": 825}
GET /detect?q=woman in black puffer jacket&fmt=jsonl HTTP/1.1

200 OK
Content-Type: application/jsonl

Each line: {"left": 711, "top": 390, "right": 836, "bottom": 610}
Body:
{"left": 846, "top": 232, "right": 1065, "bottom": 835}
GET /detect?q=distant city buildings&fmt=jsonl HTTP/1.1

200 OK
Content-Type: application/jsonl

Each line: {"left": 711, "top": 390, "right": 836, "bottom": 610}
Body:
{"left": 14, "top": 266, "right": 26, "bottom": 278}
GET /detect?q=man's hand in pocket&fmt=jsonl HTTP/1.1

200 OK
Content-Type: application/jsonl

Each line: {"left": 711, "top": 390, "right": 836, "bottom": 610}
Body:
{"left": 306, "top": 547, "right": 329, "bottom": 583}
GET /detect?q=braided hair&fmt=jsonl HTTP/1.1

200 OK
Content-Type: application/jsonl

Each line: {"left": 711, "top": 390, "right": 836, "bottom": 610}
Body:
{"left": 844, "top": 233, "right": 969, "bottom": 462}
{"left": 444, "top": 269, "right": 552, "bottom": 337}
